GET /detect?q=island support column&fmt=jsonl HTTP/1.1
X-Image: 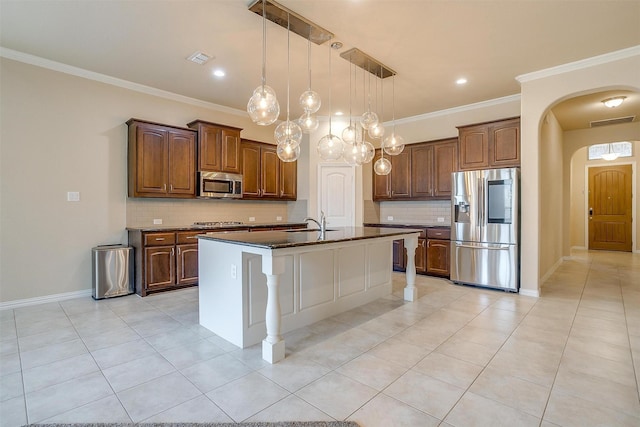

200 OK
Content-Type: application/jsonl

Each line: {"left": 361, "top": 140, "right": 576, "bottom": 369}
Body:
{"left": 261, "top": 254, "right": 286, "bottom": 363}
{"left": 403, "top": 235, "right": 418, "bottom": 301}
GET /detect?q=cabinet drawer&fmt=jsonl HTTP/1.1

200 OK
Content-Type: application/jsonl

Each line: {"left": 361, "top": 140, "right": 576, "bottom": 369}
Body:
{"left": 176, "top": 231, "right": 201, "bottom": 244}
{"left": 427, "top": 228, "right": 450, "bottom": 239}
{"left": 144, "top": 232, "right": 176, "bottom": 246}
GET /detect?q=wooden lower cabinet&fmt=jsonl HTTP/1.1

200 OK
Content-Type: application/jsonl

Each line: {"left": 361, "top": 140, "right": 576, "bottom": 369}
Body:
{"left": 416, "top": 238, "right": 427, "bottom": 274}
{"left": 380, "top": 225, "right": 449, "bottom": 278}
{"left": 144, "top": 246, "right": 175, "bottom": 289}
{"left": 426, "top": 239, "right": 450, "bottom": 277}
{"left": 176, "top": 243, "right": 199, "bottom": 286}
{"left": 392, "top": 239, "right": 407, "bottom": 271}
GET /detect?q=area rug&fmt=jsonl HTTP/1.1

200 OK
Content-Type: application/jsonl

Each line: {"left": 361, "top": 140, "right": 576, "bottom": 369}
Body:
{"left": 26, "top": 422, "right": 359, "bottom": 427}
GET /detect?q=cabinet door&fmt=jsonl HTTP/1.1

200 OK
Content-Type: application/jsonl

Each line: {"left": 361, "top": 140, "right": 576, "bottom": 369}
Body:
{"left": 410, "top": 144, "right": 434, "bottom": 198}
{"left": 280, "top": 159, "right": 297, "bottom": 200}
{"left": 241, "top": 141, "right": 261, "bottom": 197}
{"left": 198, "top": 126, "right": 222, "bottom": 171}
{"left": 176, "top": 243, "right": 198, "bottom": 286}
{"left": 489, "top": 118, "right": 520, "bottom": 167}
{"left": 427, "top": 239, "right": 450, "bottom": 277}
{"left": 459, "top": 124, "right": 489, "bottom": 170}
{"left": 167, "top": 130, "right": 196, "bottom": 196}
{"left": 392, "top": 239, "right": 406, "bottom": 271}
{"left": 134, "top": 125, "right": 167, "bottom": 196}
{"left": 261, "top": 145, "right": 280, "bottom": 198}
{"left": 144, "top": 246, "right": 175, "bottom": 289}
{"left": 415, "top": 238, "right": 427, "bottom": 273}
{"left": 372, "top": 149, "right": 391, "bottom": 200}
{"left": 220, "top": 128, "right": 241, "bottom": 173}
{"left": 433, "top": 140, "right": 458, "bottom": 199}
{"left": 391, "top": 150, "right": 411, "bottom": 198}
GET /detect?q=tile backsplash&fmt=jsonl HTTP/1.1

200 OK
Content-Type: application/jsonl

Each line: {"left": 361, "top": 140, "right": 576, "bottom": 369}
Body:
{"left": 126, "top": 198, "right": 291, "bottom": 227}
{"left": 371, "top": 200, "right": 451, "bottom": 225}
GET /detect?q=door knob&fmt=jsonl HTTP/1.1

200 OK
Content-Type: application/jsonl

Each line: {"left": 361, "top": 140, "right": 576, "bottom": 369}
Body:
{"left": 589, "top": 207, "right": 593, "bottom": 216}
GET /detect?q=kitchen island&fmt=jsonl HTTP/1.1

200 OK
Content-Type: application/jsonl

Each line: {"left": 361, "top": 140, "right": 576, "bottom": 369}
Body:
{"left": 197, "top": 227, "right": 421, "bottom": 363}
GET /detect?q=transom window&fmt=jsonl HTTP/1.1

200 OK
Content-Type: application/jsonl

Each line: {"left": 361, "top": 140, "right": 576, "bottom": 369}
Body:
{"left": 588, "top": 141, "right": 633, "bottom": 160}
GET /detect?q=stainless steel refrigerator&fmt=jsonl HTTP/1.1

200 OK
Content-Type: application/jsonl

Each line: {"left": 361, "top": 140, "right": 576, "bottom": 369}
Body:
{"left": 450, "top": 168, "right": 519, "bottom": 292}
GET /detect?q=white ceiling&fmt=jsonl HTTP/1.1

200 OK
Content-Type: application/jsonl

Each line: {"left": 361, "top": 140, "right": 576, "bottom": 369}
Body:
{"left": 1, "top": 0, "right": 639, "bottom": 130}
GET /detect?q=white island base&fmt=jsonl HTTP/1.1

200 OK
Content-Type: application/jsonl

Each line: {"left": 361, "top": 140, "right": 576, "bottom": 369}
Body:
{"left": 198, "top": 228, "right": 419, "bottom": 363}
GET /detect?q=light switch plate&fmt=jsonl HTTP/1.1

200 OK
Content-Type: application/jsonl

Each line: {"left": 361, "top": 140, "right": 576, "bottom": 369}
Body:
{"left": 67, "top": 191, "right": 80, "bottom": 202}
{"left": 437, "top": 217, "right": 445, "bottom": 223}
{"left": 249, "top": 217, "right": 256, "bottom": 222}
{"left": 276, "top": 216, "right": 282, "bottom": 221}
{"left": 153, "top": 219, "right": 163, "bottom": 225}
{"left": 387, "top": 216, "right": 394, "bottom": 221}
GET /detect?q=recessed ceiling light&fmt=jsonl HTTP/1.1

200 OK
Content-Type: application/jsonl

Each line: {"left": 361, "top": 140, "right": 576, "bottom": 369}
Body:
{"left": 456, "top": 78, "right": 467, "bottom": 85}
{"left": 335, "top": 111, "right": 344, "bottom": 116}
{"left": 187, "top": 51, "right": 213, "bottom": 65}
{"left": 213, "top": 69, "right": 225, "bottom": 77}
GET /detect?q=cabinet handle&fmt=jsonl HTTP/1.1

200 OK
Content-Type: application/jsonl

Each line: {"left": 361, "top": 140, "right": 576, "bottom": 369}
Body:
{"left": 171, "top": 248, "right": 174, "bottom": 256}
{"left": 155, "top": 238, "right": 165, "bottom": 241}
{"left": 186, "top": 236, "right": 197, "bottom": 239}
{"left": 170, "top": 184, "right": 173, "bottom": 191}
{"left": 164, "top": 184, "right": 167, "bottom": 191}
{"left": 177, "top": 247, "right": 181, "bottom": 255}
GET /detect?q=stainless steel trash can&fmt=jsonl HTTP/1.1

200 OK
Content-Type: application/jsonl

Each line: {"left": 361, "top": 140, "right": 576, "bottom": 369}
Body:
{"left": 92, "top": 244, "right": 134, "bottom": 299}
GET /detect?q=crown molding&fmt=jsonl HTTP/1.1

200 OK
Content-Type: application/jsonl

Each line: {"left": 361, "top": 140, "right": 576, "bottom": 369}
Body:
{"left": 516, "top": 45, "right": 640, "bottom": 83}
{"left": 0, "top": 47, "right": 248, "bottom": 117}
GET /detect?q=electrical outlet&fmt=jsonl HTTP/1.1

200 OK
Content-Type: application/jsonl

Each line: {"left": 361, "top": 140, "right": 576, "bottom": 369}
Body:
{"left": 67, "top": 191, "right": 80, "bottom": 202}
{"left": 231, "top": 264, "right": 237, "bottom": 279}
{"left": 276, "top": 216, "right": 282, "bottom": 221}
{"left": 249, "top": 217, "right": 256, "bottom": 222}
{"left": 153, "top": 219, "right": 163, "bottom": 225}
{"left": 387, "top": 216, "right": 394, "bottom": 221}
{"left": 437, "top": 217, "right": 445, "bottom": 223}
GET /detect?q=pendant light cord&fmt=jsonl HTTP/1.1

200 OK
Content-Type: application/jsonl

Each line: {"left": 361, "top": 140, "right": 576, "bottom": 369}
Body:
{"left": 307, "top": 38, "right": 312, "bottom": 90}
{"left": 261, "top": 0, "right": 267, "bottom": 87}
{"left": 328, "top": 45, "right": 332, "bottom": 134}
{"left": 286, "top": 13, "right": 290, "bottom": 119}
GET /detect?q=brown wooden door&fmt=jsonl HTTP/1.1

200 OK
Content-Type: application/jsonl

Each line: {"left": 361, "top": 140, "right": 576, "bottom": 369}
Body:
{"left": 280, "top": 159, "right": 297, "bottom": 200}
{"left": 458, "top": 124, "right": 489, "bottom": 170}
{"left": 176, "top": 243, "right": 199, "bottom": 285}
{"left": 411, "top": 144, "right": 434, "bottom": 198}
{"left": 261, "top": 145, "right": 280, "bottom": 198}
{"left": 220, "top": 128, "right": 241, "bottom": 173}
{"left": 588, "top": 165, "right": 633, "bottom": 252}
{"left": 372, "top": 149, "right": 391, "bottom": 200}
{"left": 391, "top": 150, "right": 411, "bottom": 198}
{"left": 427, "top": 239, "right": 450, "bottom": 276}
{"left": 433, "top": 140, "right": 458, "bottom": 198}
{"left": 167, "top": 130, "right": 196, "bottom": 196}
{"left": 489, "top": 118, "right": 520, "bottom": 167}
{"left": 135, "top": 125, "right": 167, "bottom": 195}
{"left": 197, "top": 125, "right": 222, "bottom": 171}
{"left": 241, "top": 141, "right": 261, "bottom": 197}
{"left": 145, "top": 246, "right": 175, "bottom": 289}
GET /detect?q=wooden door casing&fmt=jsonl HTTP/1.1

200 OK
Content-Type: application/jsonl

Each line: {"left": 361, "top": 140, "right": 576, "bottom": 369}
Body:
{"left": 588, "top": 164, "right": 633, "bottom": 252}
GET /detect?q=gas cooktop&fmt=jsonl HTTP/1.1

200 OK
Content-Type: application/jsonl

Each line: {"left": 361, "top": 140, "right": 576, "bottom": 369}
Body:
{"left": 193, "top": 221, "right": 244, "bottom": 227}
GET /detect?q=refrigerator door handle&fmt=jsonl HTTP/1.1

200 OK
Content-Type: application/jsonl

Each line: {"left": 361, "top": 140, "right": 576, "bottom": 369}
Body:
{"left": 454, "top": 243, "right": 510, "bottom": 250}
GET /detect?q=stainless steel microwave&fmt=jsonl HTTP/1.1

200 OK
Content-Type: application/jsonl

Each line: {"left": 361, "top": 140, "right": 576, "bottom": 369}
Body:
{"left": 198, "top": 171, "right": 243, "bottom": 199}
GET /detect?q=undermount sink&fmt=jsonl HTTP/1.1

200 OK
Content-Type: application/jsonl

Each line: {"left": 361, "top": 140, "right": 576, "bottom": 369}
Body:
{"left": 286, "top": 228, "right": 337, "bottom": 233}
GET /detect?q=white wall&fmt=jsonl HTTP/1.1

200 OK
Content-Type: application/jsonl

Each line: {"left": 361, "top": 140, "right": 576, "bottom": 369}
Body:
{"left": 518, "top": 47, "right": 640, "bottom": 296}
{"left": 0, "top": 57, "right": 292, "bottom": 303}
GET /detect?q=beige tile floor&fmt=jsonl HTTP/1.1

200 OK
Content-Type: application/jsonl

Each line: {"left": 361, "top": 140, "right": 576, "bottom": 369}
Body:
{"left": 0, "top": 249, "right": 639, "bottom": 426}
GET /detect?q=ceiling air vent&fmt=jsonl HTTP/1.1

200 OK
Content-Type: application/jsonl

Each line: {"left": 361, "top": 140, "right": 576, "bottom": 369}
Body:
{"left": 590, "top": 116, "right": 636, "bottom": 127}
{"left": 187, "top": 51, "right": 213, "bottom": 65}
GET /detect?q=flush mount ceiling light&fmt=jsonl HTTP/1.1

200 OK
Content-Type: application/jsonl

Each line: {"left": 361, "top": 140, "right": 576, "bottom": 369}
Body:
{"left": 602, "top": 96, "right": 626, "bottom": 108}
{"left": 456, "top": 77, "right": 468, "bottom": 85}
{"left": 212, "top": 69, "right": 225, "bottom": 77}
{"left": 187, "top": 51, "right": 213, "bottom": 65}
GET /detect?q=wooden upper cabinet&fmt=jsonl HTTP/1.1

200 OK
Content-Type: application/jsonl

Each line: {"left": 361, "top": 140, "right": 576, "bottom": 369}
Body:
{"left": 458, "top": 117, "right": 520, "bottom": 170}
{"left": 127, "top": 119, "right": 196, "bottom": 198}
{"left": 187, "top": 120, "right": 242, "bottom": 173}
{"left": 372, "top": 149, "right": 391, "bottom": 200}
{"left": 410, "top": 144, "right": 434, "bottom": 198}
{"left": 432, "top": 139, "right": 458, "bottom": 198}
{"left": 390, "top": 151, "right": 411, "bottom": 198}
{"left": 490, "top": 118, "right": 520, "bottom": 167}
{"left": 241, "top": 139, "right": 297, "bottom": 200}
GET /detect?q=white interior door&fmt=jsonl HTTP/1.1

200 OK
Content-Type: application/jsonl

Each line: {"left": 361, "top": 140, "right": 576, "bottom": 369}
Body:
{"left": 318, "top": 165, "right": 355, "bottom": 227}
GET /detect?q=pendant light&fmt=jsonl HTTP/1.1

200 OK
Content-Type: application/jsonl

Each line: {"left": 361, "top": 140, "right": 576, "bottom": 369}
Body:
{"left": 317, "top": 43, "right": 345, "bottom": 161}
{"left": 383, "top": 74, "right": 404, "bottom": 156}
{"left": 275, "top": 13, "right": 302, "bottom": 162}
{"left": 298, "top": 38, "right": 320, "bottom": 134}
{"left": 342, "top": 58, "right": 360, "bottom": 144}
{"left": 374, "top": 75, "right": 391, "bottom": 175}
{"left": 361, "top": 66, "right": 379, "bottom": 131}
{"left": 368, "top": 69, "right": 385, "bottom": 139}
{"left": 247, "top": 0, "right": 280, "bottom": 126}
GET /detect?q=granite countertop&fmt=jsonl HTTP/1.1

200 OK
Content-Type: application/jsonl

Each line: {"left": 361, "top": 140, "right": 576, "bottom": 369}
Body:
{"left": 197, "top": 226, "right": 423, "bottom": 249}
{"left": 126, "top": 222, "right": 308, "bottom": 232}
{"left": 364, "top": 222, "right": 451, "bottom": 229}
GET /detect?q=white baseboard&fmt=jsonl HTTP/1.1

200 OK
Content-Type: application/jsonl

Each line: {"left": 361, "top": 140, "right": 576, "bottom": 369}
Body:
{"left": 539, "top": 257, "right": 564, "bottom": 285}
{"left": 519, "top": 288, "right": 540, "bottom": 298}
{"left": 0, "top": 289, "right": 92, "bottom": 311}
{"left": 571, "top": 246, "right": 587, "bottom": 251}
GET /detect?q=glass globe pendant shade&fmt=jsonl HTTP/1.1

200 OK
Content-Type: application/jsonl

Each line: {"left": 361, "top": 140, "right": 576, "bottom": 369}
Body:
{"left": 361, "top": 110, "right": 379, "bottom": 130}
{"left": 368, "top": 123, "right": 385, "bottom": 139}
{"left": 374, "top": 156, "right": 392, "bottom": 175}
{"left": 277, "top": 140, "right": 300, "bottom": 162}
{"left": 317, "top": 134, "right": 344, "bottom": 161}
{"left": 341, "top": 124, "right": 359, "bottom": 144}
{"left": 247, "top": 85, "right": 280, "bottom": 126}
{"left": 383, "top": 133, "right": 405, "bottom": 156}
{"left": 343, "top": 142, "right": 365, "bottom": 166}
{"left": 362, "top": 141, "right": 375, "bottom": 163}
{"left": 299, "top": 90, "right": 321, "bottom": 114}
{"left": 275, "top": 120, "right": 302, "bottom": 146}
{"left": 298, "top": 112, "right": 319, "bottom": 134}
